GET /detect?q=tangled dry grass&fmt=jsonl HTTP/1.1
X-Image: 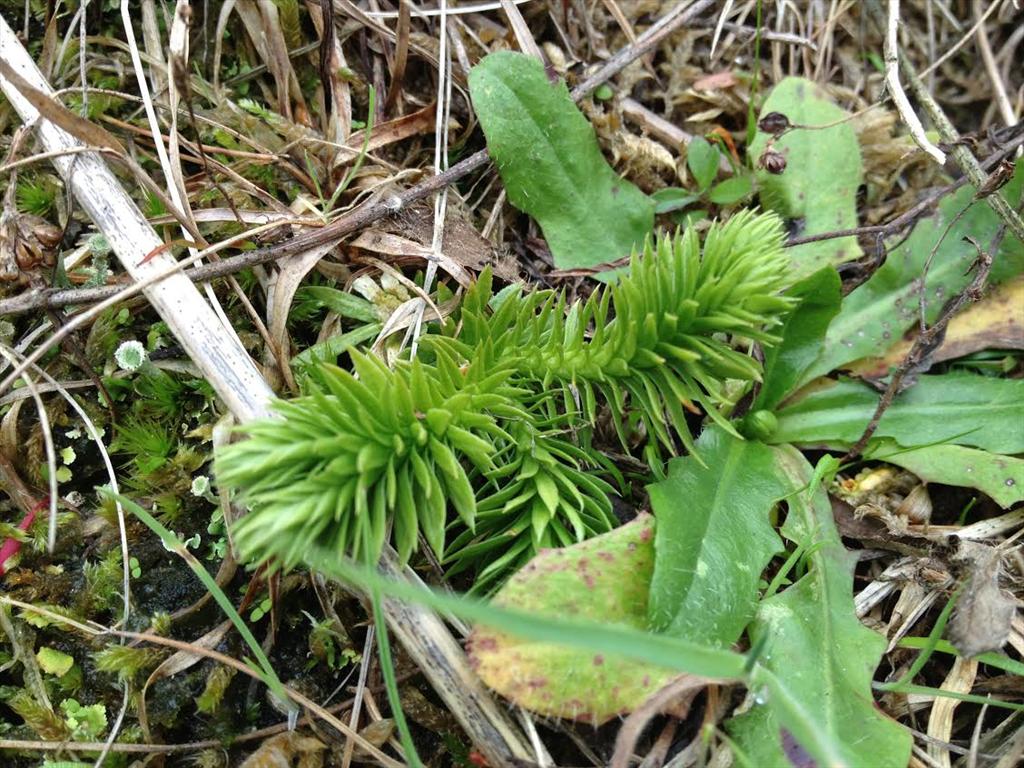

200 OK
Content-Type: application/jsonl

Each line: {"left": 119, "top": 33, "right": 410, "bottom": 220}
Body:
{"left": 0, "top": 1, "right": 1023, "bottom": 766}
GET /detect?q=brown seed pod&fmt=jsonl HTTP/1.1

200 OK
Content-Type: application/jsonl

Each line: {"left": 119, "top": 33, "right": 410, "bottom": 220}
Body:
{"left": 33, "top": 220, "right": 63, "bottom": 250}
{"left": 15, "top": 218, "right": 61, "bottom": 269}
{"left": 975, "top": 159, "right": 1016, "bottom": 199}
{"left": 758, "top": 111, "right": 790, "bottom": 136}
{"left": 759, "top": 150, "right": 787, "bottom": 175}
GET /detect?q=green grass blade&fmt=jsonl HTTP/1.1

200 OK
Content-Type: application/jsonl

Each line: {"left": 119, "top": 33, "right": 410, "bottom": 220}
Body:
{"left": 303, "top": 544, "right": 748, "bottom": 679}
{"left": 371, "top": 586, "right": 422, "bottom": 767}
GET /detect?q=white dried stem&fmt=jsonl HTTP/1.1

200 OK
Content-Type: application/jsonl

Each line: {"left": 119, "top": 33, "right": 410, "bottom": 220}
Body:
{"left": 499, "top": 0, "right": 543, "bottom": 60}
{"left": 973, "top": 0, "right": 1017, "bottom": 129}
{"left": 884, "top": 0, "right": 946, "bottom": 165}
{"left": 0, "top": 15, "right": 273, "bottom": 419}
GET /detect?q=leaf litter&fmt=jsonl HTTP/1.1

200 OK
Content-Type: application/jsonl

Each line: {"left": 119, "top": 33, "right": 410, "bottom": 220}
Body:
{"left": 1, "top": 3, "right": 1023, "bottom": 768}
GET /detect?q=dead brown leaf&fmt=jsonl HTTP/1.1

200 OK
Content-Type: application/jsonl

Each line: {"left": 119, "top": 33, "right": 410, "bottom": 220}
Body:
{"left": 848, "top": 276, "right": 1024, "bottom": 378}
{"left": 610, "top": 675, "right": 716, "bottom": 768}
{"left": 927, "top": 656, "right": 978, "bottom": 768}
{"left": 350, "top": 230, "right": 473, "bottom": 288}
{"left": 692, "top": 70, "right": 738, "bottom": 91}
{"left": 239, "top": 731, "right": 326, "bottom": 768}
{"left": 380, "top": 201, "right": 519, "bottom": 282}
{"left": 0, "top": 57, "right": 125, "bottom": 154}
{"left": 948, "top": 541, "right": 1016, "bottom": 658}
{"left": 353, "top": 718, "right": 396, "bottom": 759}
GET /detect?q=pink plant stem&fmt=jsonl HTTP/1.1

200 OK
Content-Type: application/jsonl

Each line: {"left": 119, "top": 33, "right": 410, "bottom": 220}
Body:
{"left": 0, "top": 498, "right": 46, "bottom": 575}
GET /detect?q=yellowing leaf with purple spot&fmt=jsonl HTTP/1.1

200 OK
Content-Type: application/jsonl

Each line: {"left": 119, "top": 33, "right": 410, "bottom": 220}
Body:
{"left": 468, "top": 515, "right": 680, "bottom": 723}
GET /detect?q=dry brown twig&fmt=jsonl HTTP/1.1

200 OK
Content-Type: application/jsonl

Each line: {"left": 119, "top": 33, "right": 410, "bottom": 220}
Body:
{"left": 1, "top": 121, "right": 1019, "bottom": 319}
{"left": 0, "top": 0, "right": 715, "bottom": 321}
{"left": 867, "top": 0, "right": 1024, "bottom": 243}
{"left": 844, "top": 232, "right": 997, "bottom": 461}
{"left": 841, "top": 1, "right": 1024, "bottom": 463}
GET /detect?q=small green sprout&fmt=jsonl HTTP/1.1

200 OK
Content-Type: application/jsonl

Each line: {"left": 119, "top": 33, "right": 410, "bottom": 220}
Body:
{"left": 36, "top": 647, "right": 75, "bottom": 677}
{"left": 60, "top": 698, "right": 107, "bottom": 741}
{"left": 250, "top": 597, "right": 272, "bottom": 622}
{"left": 206, "top": 509, "right": 228, "bottom": 560}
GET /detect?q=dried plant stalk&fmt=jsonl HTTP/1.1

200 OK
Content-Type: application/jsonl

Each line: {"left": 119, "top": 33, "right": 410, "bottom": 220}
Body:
{"left": 0, "top": 16, "right": 531, "bottom": 766}
{"left": 0, "top": 16, "right": 271, "bottom": 422}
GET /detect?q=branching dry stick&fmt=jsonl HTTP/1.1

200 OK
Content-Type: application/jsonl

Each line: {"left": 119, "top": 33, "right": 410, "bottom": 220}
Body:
{"left": 0, "top": 0, "right": 715, "bottom": 326}
{"left": 845, "top": 2, "right": 1024, "bottom": 461}
{"left": 900, "top": 59, "right": 1024, "bottom": 244}
{"left": 5, "top": 121, "right": 1023, "bottom": 319}
{"left": 571, "top": 0, "right": 716, "bottom": 100}
{"left": 785, "top": 125, "right": 1024, "bottom": 248}
{"left": 844, "top": 234, "right": 996, "bottom": 461}
{"left": 867, "top": 0, "right": 1024, "bottom": 244}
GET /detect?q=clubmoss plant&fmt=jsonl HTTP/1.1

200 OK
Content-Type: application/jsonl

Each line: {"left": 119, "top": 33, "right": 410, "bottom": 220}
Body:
{"left": 216, "top": 211, "right": 795, "bottom": 584}
{"left": 93, "top": 644, "right": 167, "bottom": 684}
{"left": 15, "top": 175, "right": 58, "bottom": 217}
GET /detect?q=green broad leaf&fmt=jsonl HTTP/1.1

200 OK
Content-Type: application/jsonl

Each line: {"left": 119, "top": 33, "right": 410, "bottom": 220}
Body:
{"left": 708, "top": 174, "right": 754, "bottom": 205}
{"left": 687, "top": 136, "right": 720, "bottom": 192}
{"left": 467, "top": 515, "right": 680, "bottom": 724}
{"left": 750, "top": 77, "right": 864, "bottom": 275}
{"left": 290, "top": 322, "right": 381, "bottom": 371}
{"left": 672, "top": 209, "right": 709, "bottom": 228}
{"left": 647, "top": 427, "right": 788, "bottom": 645}
{"left": 768, "top": 373, "right": 1024, "bottom": 454}
{"left": 729, "top": 446, "right": 912, "bottom": 768}
{"left": 754, "top": 266, "right": 841, "bottom": 411}
{"left": 652, "top": 187, "right": 699, "bottom": 214}
{"left": 799, "top": 160, "right": 1024, "bottom": 385}
{"left": 469, "top": 51, "right": 654, "bottom": 276}
{"left": 294, "top": 286, "right": 381, "bottom": 323}
{"left": 863, "top": 440, "right": 1024, "bottom": 508}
